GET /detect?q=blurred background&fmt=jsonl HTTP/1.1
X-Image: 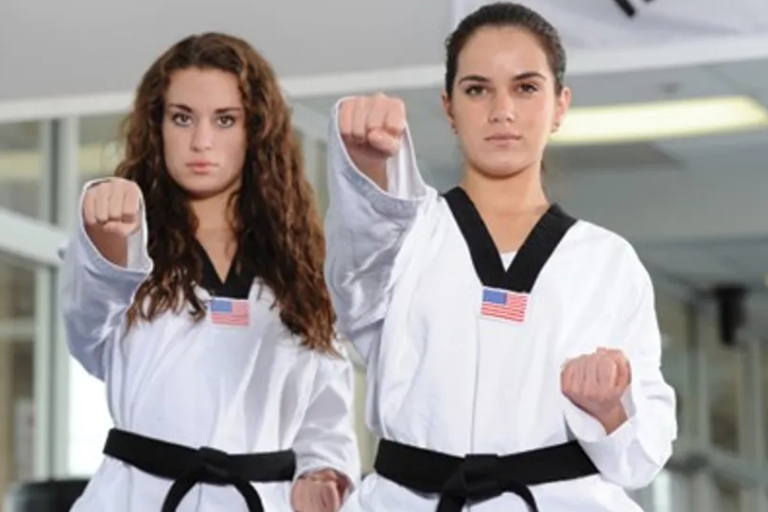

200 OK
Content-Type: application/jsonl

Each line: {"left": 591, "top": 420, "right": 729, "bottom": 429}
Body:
{"left": 1, "top": 0, "right": 768, "bottom": 510}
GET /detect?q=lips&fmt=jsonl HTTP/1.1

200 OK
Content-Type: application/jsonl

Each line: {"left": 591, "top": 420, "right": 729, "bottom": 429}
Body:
{"left": 485, "top": 133, "right": 522, "bottom": 141}
{"left": 186, "top": 162, "right": 219, "bottom": 174}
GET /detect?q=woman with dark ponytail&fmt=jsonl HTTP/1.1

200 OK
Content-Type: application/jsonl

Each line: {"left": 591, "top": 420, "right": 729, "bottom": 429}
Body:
{"left": 325, "top": 3, "right": 676, "bottom": 512}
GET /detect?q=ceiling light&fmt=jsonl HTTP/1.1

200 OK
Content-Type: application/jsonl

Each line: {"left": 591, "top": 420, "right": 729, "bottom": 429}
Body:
{"left": 550, "top": 95, "right": 768, "bottom": 146}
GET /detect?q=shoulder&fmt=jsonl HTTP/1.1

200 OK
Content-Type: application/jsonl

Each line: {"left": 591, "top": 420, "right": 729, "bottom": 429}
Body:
{"left": 308, "top": 336, "right": 356, "bottom": 377}
{"left": 566, "top": 219, "right": 652, "bottom": 290}
{"left": 570, "top": 219, "right": 633, "bottom": 251}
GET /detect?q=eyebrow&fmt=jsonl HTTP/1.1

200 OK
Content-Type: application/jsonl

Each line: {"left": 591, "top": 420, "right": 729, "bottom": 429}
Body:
{"left": 167, "top": 103, "right": 243, "bottom": 114}
{"left": 458, "top": 71, "right": 547, "bottom": 84}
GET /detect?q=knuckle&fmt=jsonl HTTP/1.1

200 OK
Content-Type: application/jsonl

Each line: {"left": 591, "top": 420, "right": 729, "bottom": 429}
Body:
{"left": 89, "top": 184, "right": 107, "bottom": 198}
{"left": 393, "top": 98, "right": 406, "bottom": 116}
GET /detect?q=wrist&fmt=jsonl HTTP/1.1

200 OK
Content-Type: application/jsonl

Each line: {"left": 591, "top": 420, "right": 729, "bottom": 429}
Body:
{"left": 87, "top": 229, "right": 129, "bottom": 267}
{"left": 595, "top": 403, "right": 628, "bottom": 434}
{"left": 364, "top": 161, "right": 388, "bottom": 190}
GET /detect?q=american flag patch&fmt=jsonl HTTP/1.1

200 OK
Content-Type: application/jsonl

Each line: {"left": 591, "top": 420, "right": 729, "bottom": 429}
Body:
{"left": 209, "top": 297, "right": 249, "bottom": 327}
{"left": 480, "top": 287, "right": 528, "bottom": 323}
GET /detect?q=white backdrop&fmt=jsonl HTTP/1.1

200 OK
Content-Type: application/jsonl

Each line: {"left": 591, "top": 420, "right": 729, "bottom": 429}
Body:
{"left": 454, "top": 0, "right": 768, "bottom": 50}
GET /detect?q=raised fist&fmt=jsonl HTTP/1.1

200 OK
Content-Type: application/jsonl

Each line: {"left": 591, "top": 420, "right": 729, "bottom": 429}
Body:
{"left": 338, "top": 93, "right": 406, "bottom": 182}
{"left": 291, "top": 469, "right": 348, "bottom": 512}
{"left": 82, "top": 178, "right": 142, "bottom": 238}
{"left": 561, "top": 347, "right": 631, "bottom": 420}
{"left": 82, "top": 178, "right": 143, "bottom": 267}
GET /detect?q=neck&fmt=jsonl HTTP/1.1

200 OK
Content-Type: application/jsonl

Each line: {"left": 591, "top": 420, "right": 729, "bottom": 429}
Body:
{"left": 460, "top": 163, "right": 549, "bottom": 217}
{"left": 189, "top": 192, "right": 236, "bottom": 235}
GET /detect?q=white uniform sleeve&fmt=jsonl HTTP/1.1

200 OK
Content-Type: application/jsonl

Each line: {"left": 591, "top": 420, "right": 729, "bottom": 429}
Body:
{"left": 563, "top": 246, "right": 678, "bottom": 490}
{"left": 292, "top": 344, "right": 361, "bottom": 492}
{"left": 58, "top": 180, "right": 152, "bottom": 380}
{"left": 324, "top": 99, "right": 433, "bottom": 361}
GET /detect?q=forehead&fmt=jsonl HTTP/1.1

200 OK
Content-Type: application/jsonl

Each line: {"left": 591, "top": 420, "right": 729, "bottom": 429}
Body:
{"left": 165, "top": 67, "right": 242, "bottom": 110}
{"left": 457, "top": 26, "right": 551, "bottom": 78}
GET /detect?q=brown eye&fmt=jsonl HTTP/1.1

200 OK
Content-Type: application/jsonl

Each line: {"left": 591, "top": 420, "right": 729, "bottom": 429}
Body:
{"left": 218, "top": 116, "right": 236, "bottom": 128}
{"left": 171, "top": 113, "right": 192, "bottom": 126}
{"left": 465, "top": 85, "right": 486, "bottom": 96}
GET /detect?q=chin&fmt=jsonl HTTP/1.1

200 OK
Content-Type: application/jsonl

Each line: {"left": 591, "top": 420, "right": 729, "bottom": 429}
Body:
{"left": 171, "top": 172, "right": 240, "bottom": 199}
{"left": 475, "top": 159, "right": 533, "bottom": 180}
{"left": 183, "top": 187, "right": 227, "bottom": 200}
{"left": 465, "top": 146, "right": 536, "bottom": 178}
{"left": 176, "top": 180, "right": 236, "bottom": 200}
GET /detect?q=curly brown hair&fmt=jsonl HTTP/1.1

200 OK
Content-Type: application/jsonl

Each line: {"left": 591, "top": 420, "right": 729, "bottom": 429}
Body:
{"left": 116, "top": 32, "right": 336, "bottom": 353}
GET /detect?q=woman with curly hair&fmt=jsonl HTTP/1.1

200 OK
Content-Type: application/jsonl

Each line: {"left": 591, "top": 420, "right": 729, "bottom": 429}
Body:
{"left": 59, "top": 32, "right": 359, "bottom": 512}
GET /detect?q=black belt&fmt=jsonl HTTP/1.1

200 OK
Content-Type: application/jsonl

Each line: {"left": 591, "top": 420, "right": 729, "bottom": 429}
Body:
{"left": 374, "top": 439, "right": 598, "bottom": 512}
{"left": 103, "top": 428, "right": 296, "bottom": 512}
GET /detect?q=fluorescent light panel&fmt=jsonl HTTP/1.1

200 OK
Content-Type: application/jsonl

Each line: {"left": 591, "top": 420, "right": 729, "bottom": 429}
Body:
{"left": 551, "top": 95, "right": 768, "bottom": 145}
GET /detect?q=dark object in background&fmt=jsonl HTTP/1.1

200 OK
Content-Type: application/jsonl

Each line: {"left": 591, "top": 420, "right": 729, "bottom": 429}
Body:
{"left": 7, "top": 479, "right": 88, "bottom": 512}
{"left": 714, "top": 284, "right": 747, "bottom": 346}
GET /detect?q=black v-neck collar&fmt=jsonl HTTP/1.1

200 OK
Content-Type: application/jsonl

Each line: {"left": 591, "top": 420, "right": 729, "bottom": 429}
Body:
{"left": 193, "top": 239, "right": 254, "bottom": 299}
{"left": 442, "top": 186, "right": 576, "bottom": 293}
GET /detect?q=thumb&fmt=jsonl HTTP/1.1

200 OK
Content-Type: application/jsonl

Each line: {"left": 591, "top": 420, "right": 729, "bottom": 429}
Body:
{"left": 318, "top": 481, "right": 341, "bottom": 512}
{"left": 290, "top": 479, "right": 306, "bottom": 511}
{"left": 103, "top": 220, "right": 139, "bottom": 238}
{"left": 614, "top": 355, "right": 631, "bottom": 388}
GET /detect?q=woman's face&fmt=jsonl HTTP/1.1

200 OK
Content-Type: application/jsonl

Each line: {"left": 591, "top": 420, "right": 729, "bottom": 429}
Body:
{"left": 443, "top": 26, "right": 570, "bottom": 180}
{"left": 162, "top": 67, "right": 247, "bottom": 199}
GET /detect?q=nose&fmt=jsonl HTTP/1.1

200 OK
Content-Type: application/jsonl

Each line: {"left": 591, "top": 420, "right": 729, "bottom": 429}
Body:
{"left": 191, "top": 122, "right": 214, "bottom": 152}
{"left": 489, "top": 93, "right": 516, "bottom": 124}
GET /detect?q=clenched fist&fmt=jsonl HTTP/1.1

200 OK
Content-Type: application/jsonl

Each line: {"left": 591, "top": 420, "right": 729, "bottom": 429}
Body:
{"left": 291, "top": 469, "right": 348, "bottom": 512}
{"left": 338, "top": 93, "right": 407, "bottom": 188}
{"left": 82, "top": 178, "right": 143, "bottom": 267}
{"left": 561, "top": 347, "right": 631, "bottom": 432}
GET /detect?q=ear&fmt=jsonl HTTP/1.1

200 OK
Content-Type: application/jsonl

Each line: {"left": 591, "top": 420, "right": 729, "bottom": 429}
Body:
{"left": 441, "top": 90, "right": 456, "bottom": 132}
{"left": 551, "top": 86, "right": 571, "bottom": 133}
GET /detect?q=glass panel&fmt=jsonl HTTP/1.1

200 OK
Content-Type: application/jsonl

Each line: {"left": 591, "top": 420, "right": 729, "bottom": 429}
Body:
{"left": 704, "top": 314, "right": 739, "bottom": 452}
{"left": 79, "top": 113, "right": 125, "bottom": 186}
{"left": 762, "top": 349, "right": 768, "bottom": 461}
{"left": 0, "top": 251, "right": 39, "bottom": 502}
{"left": 654, "top": 469, "right": 693, "bottom": 512}
{"left": 656, "top": 292, "right": 690, "bottom": 346}
{"left": 713, "top": 474, "right": 741, "bottom": 512}
{"left": 0, "top": 121, "right": 43, "bottom": 218}
{"left": 67, "top": 114, "right": 125, "bottom": 478}
{"left": 656, "top": 293, "right": 689, "bottom": 434}
{"left": 660, "top": 346, "right": 686, "bottom": 433}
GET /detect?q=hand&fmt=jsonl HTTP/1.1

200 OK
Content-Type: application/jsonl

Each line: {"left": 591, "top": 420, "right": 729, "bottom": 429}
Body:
{"left": 561, "top": 348, "right": 631, "bottom": 431}
{"left": 291, "top": 469, "right": 348, "bottom": 512}
{"left": 338, "top": 93, "right": 406, "bottom": 187}
{"left": 82, "top": 178, "right": 143, "bottom": 266}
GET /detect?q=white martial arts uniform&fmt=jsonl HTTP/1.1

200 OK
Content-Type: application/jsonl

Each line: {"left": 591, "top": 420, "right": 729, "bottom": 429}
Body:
{"left": 59, "top": 181, "right": 360, "bottom": 512}
{"left": 324, "top": 101, "right": 677, "bottom": 512}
